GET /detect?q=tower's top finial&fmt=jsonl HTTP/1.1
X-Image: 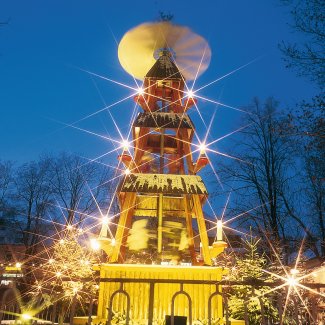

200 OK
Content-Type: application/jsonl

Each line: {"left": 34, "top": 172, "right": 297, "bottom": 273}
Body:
{"left": 158, "top": 11, "right": 174, "bottom": 22}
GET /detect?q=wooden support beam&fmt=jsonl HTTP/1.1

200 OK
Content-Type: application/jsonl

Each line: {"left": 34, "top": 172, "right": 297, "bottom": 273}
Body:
{"left": 109, "top": 192, "right": 136, "bottom": 263}
{"left": 179, "top": 128, "right": 194, "bottom": 174}
{"left": 133, "top": 128, "right": 149, "bottom": 169}
{"left": 192, "top": 194, "right": 212, "bottom": 266}
{"left": 157, "top": 194, "right": 164, "bottom": 253}
{"left": 184, "top": 195, "right": 197, "bottom": 265}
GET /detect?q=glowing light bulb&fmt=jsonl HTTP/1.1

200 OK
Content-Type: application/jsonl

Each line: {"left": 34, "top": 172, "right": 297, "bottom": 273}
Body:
{"left": 216, "top": 220, "right": 223, "bottom": 241}
{"left": 15, "top": 262, "right": 21, "bottom": 268}
{"left": 199, "top": 143, "right": 206, "bottom": 154}
{"left": 122, "top": 139, "right": 130, "bottom": 150}
{"left": 102, "top": 216, "right": 109, "bottom": 225}
{"left": 59, "top": 239, "right": 64, "bottom": 245}
{"left": 73, "top": 287, "right": 78, "bottom": 294}
{"left": 21, "top": 313, "right": 32, "bottom": 320}
{"left": 67, "top": 224, "right": 73, "bottom": 230}
{"left": 185, "top": 90, "right": 194, "bottom": 98}
{"left": 290, "top": 268, "right": 299, "bottom": 275}
{"left": 124, "top": 168, "right": 131, "bottom": 175}
{"left": 56, "top": 271, "right": 62, "bottom": 277}
{"left": 90, "top": 238, "right": 100, "bottom": 250}
{"left": 48, "top": 258, "right": 54, "bottom": 264}
{"left": 111, "top": 238, "right": 116, "bottom": 246}
{"left": 137, "top": 87, "right": 144, "bottom": 95}
{"left": 287, "top": 276, "right": 297, "bottom": 286}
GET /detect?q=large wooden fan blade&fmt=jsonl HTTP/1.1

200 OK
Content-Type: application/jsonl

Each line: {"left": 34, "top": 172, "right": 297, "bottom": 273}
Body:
{"left": 118, "top": 22, "right": 211, "bottom": 80}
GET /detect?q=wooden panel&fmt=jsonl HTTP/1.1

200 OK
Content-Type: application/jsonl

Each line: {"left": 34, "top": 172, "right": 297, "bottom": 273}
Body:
{"left": 133, "top": 195, "right": 185, "bottom": 217}
{"left": 95, "top": 264, "right": 226, "bottom": 324}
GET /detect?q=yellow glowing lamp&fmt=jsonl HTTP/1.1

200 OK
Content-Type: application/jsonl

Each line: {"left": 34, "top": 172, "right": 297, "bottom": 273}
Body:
{"left": 21, "top": 313, "right": 32, "bottom": 321}
{"left": 199, "top": 143, "right": 206, "bottom": 154}
{"left": 287, "top": 276, "right": 298, "bottom": 287}
{"left": 118, "top": 22, "right": 211, "bottom": 80}
{"left": 216, "top": 220, "right": 223, "bottom": 241}
{"left": 101, "top": 216, "right": 109, "bottom": 225}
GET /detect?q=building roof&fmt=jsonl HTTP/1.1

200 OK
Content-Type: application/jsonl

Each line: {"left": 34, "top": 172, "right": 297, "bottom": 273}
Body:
{"left": 145, "top": 51, "right": 183, "bottom": 79}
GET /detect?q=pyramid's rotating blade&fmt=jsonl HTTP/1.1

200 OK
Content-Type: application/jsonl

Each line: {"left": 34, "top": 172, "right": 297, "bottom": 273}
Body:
{"left": 118, "top": 22, "right": 211, "bottom": 81}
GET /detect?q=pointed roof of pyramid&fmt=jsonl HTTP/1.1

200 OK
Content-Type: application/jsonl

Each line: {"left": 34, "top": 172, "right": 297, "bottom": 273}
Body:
{"left": 145, "top": 50, "right": 184, "bottom": 80}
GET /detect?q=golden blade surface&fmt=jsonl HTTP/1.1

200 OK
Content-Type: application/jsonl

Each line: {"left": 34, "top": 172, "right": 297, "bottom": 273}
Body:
{"left": 118, "top": 22, "right": 211, "bottom": 80}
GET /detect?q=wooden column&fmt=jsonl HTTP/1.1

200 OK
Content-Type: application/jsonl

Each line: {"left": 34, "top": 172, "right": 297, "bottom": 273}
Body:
{"left": 184, "top": 195, "right": 197, "bottom": 265}
{"left": 192, "top": 194, "right": 212, "bottom": 265}
{"left": 109, "top": 192, "right": 136, "bottom": 263}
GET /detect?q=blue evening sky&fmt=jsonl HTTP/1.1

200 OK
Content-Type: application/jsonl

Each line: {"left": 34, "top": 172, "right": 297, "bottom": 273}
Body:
{"left": 0, "top": 0, "right": 317, "bottom": 164}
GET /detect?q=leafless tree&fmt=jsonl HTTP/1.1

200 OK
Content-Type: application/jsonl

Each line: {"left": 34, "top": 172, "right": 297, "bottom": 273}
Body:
{"left": 49, "top": 153, "right": 113, "bottom": 227}
{"left": 278, "top": 0, "right": 324, "bottom": 256}
{"left": 215, "top": 98, "right": 320, "bottom": 261}
{"left": 296, "top": 96, "right": 325, "bottom": 255}
{"left": 0, "top": 160, "right": 13, "bottom": 209}
{"left": 0, "top": 160, "right": 15, "bottom": 224}
{"left": 14, "top": 157, "right": 54, "bottom": 257}
{"left": 279, "top": 0, "right": 325, "bottom": 87}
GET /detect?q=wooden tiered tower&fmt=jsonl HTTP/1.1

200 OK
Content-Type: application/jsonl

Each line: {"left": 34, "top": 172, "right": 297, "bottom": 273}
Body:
{"left": 77, "top": 22, "right": 232, "bottom": 325}
{"left": 110, "top": 47, "right": 226, "bottom": 266}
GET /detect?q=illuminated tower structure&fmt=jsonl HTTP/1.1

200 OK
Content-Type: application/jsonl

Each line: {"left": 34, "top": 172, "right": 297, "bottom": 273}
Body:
{"left": 111, "top": 49, "right": 223, "bottom": 266}
{"left": 81, "top": 22, "right": 232, "bottom": 325}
